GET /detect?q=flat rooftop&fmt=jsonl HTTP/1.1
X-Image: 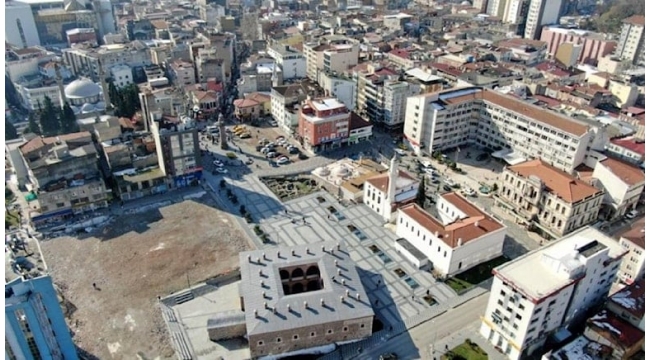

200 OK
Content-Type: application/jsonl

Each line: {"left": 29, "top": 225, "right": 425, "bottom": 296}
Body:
{"left": 239, "top": 241, "right": 374, "bottom": 336}
{"left": 494, "top": 227, "right": 625, "bottom": 301}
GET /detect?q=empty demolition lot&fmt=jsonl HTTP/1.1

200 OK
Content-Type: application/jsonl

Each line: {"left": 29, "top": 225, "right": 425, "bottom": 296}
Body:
{"left": 39, "top": 197, "right": 254, "bottom": 359}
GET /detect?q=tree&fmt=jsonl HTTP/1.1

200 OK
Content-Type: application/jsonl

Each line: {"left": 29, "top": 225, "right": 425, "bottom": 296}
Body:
{"left": 25, "top": 112, "right": 41, "bottom": 135}
{"left": 59, "top": 102, "right": 79, "bottom": 134}
{"left": 111, "top": 82, "right": 141, "bottom": 118}
{"left": 416, "top": 180, "right": 426, "bottom": 207}
{"left": 5, "top": 121, "right": 18, "bottom": 140}
{"left": 5, "top": 76, "right": 22, "bottom": 109}
{"left": 39, "top": 96, "right": 60, "bottom": 135}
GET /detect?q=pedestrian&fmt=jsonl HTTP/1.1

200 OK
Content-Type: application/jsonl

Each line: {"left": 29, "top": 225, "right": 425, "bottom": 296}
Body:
{"left": 284, "top": 209, "right": 288, "bottom": 214}
{"left": 375, "top": 299, "right": 379, "bottom": 305}
{"left": 357, "top": 346, "right": 362, "bottom": 354}
{"left": 445, "top": 345, "right": 448, "bottom": 351}
{"left": 426, "top": 289, "right": 430, "bottom": 295}
{"left": 92, "top": 282, "right": 97, "bottom": 289}
{"left": 390, "top": 325, "right": 393, "bottom": 332}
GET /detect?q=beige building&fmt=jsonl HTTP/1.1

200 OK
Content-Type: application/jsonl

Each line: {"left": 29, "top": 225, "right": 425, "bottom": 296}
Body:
{"left": 18, "top": 132, "right": 109, "bottom": 227}
{"left": 613, "top": 15, "right": 645, "bottom": 66}
{"left": 304, "top": 35, "right": 360, "bottom": 81}
{"left": 496, "top": 159, "right": 604, "bottom": 239}
{"left": 168, "top": 60, "right": 196, "bottom": 87}
{"left": 590, "top": 157, "right": 645, "bottom": 220}
{"left": 617, "top": 221, "right": 645, "bottom": 285}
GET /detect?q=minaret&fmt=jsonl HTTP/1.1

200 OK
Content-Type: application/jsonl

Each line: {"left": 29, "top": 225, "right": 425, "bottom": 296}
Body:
{"left": 97, "top": 59, "right": 113, "bottom": 113}
{"left": 386, "top": 154, "right": 398, "bottom": 203}
{"left": 55, "top": 63, "right": 67, "bottom": 107}
{"left": 271, "top": 62, "right": 280, "bottom": 87}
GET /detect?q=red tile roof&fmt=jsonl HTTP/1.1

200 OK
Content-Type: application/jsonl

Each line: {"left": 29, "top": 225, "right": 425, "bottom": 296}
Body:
{"left": 598, "top": 157, "right": 645, "bottom": 186}
{"left": 620, "top": 219, "right": 645, "bottom": 249}
{"left": 508, "top": 159, "right": 600, "bottom": 203}
{"left": 399, "top": 193, "right": 503, "bottom": 248}
{"left": 609, "top": 136, "right": 645, "bottom": 156}
{"left": 366, "top": 170, "right": 416, "bottom": 193}
{"left": 19, "top": 132, "right": 92, "bottom": 154}
{"left": 233, "top": 98, "right": 259, "bottom": 108}
{"left": 609, "top": 280, "right": 645, "bottom": 318}
{"left": 587, "top": 310, "right": 645, "bottom": 348}
{"left": 623, "top": 15, "right": 645, "bottom": 26}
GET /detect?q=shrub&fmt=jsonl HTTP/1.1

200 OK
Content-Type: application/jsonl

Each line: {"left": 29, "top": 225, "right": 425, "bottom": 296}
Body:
{"left": 219, "top": 179, "right": 226, "bottom": 188}
{"left": 253, "top": 225, "right": 262, "bottom": 235}
{"left": 226, "top": 189, "right": 233, "bottom": 197}
{"left": 244, "top": 212, "right": 253, "bottom": 223}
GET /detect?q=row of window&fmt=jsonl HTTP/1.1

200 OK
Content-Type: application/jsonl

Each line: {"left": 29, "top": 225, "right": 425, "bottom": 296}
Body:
{"left": 257, "top": 324, "right": 365, "bottom": 346}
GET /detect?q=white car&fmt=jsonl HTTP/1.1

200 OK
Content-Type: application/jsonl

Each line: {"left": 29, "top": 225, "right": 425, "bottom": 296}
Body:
{"left": 462, "top": 188, "right": 477, "bottom": 197}
{"left": 626, "top": 210, "right": 639, "bottom": 219}
{"left": 266, "top": 152, "right": 278, "bottom": 158}
{"left": 395, "top": 149, "right": 407, "bottom": 156}
{"left": 425, "top": 168, "right": 437, "bottom": 176}
{"left": 213, "top": 160, "right": 224, "bottom": 167}
{"left": 444, "top": 178, "right": 456, "bottom": 187}
{"left": 276, "top": 157, "right": 290, "bottom": 165}
{"left": 261, "top": 147, "right": 272, "bottom": 154}
{"left": 215, "top": 167, "right": 228, "bottom": 174}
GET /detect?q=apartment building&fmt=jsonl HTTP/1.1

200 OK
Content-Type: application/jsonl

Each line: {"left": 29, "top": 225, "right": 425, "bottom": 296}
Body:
{"left": 168, "top": 59, "right": 196, "bottom": 87}
{"left": 590, "top": 157, "right": 645, "bottom": 220}
{"left": 523, "top": 0, "right": 562, "bottom": 40}
{"left": 62, "top": 43, "right": 150, "bottom": 82}
{"left": 396, "top": 193, "right": 506, "bottom": 277}
{"left": 193, "top": 31, "right": 235, "bottom": 74}
{"left": 304, "top": 35, "right": 360, "bottom": 80}
{"left": 5, "top": 46, "right": 57, "bottom": 82}
{"left": 497, "top": 159, "right": 604, "bottom": 239}
{"left": 19, "top": 132, "right": 109, "bottom": 227}
{"left": 606, "top": 136, "right": 645, "bottom": 165}
{"left": 195, "top": 48, "right": 227, "bottom": 83}
{"left": 298, "top": 97, "right": 351, "bottom": 153}
{"left": 364, "top": 156, "right": 419, "bottom": 222}
{"left": 501, "top": 0, "right": 530, "bottom": 36}
{"left": 14, "top": 76, "right": 68, "bottom": 111}
{"left": 5, "top": 0, "right": 41, "bottom": 48}
{"left": 5, "top": 275, "right": 79, "bottom": 360}
{"left": 267, "top": 44, "right": 307, "bottom": 80}
{"left": 110, "top": 64, "right": 133, "bottom": 88}
{"left": 480, "top": 227, "right": 627, "bottom": 359}
{"left": 617, "top": 221, "right": 645, "bottom": 285}
{"left": 540, "top": 26, "right": 617, "bottom": 65}
{"left": 613, "top": 15, "right": 645, "bottom": 66}
{"left": 150, "top": 115, "right": 202, "bottom": 188}
{"left": 403, "top": 87, "right": 593, "bottom": 172}
{"left": 317, "top": 71, "right": 356, "bottom": 110}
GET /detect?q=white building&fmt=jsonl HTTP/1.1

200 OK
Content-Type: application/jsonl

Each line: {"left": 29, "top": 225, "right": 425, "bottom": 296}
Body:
{"left": 363, "top": 156, "right": 419, "bottom": 222}
{"left": 317, "top": 71, "right": 356, "bottom": 110}
{"left": 110, "top": 64, "right": 133, "bottom": 88}
{"left": 267, "top": 44, "right": 307, "bottom": 80}
{"left": 396, "top": 193, "right": 506, "bottom": 277}
{"left": 304, "top": 35, "right": 360, "bottom": 81}
{"left": 5, "top": 1, "right": 41, "bottom": 48}
{"left": 480, "top": 227, "right": 627, "bottom": 359}
{"left": 5, "top": 47, "right": 56, "bottom": 82}
{"left": 613, "top": 15, "right": 645, "bottom": 67}
{"left": 524, "top": 0, "right": 563, "bottom": 40}
{"left": 617, "top": 221, "right": 645, "bottom": 285}
{"left": 15, "top": 81, "right": 63, "bottom": 111}
{"left": 403, "top": 87, "right": 595, "bottom": 172}
{"left": 590, "top": 157, "right": 645, "bottom": 220}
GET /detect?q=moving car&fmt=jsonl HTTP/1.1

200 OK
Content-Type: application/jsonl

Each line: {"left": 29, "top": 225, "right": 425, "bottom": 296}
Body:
{"left": 443, "top": 185, "right": 452, "bottom": 192}
{"left": 245, "top": 158, "right": 254, "bottom": 165}
{"left": 379, "top": 353, "right": 398, "bottom": 360}
{"left": 239, "top": 132, "right": 251, "bottom": 139}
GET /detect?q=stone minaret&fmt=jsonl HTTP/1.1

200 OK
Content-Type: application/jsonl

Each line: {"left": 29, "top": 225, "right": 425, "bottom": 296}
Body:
{"left": 386, "top": 154, "right": 398, "bottom": 204}
{"left": 55, "top": 63, "right": 67, "bottom": 107}
{"left": 97, "top": 59, "right": 113, "bottom": 113}
{"left": 218, "top": 112, "right": 228, "bottom": 150}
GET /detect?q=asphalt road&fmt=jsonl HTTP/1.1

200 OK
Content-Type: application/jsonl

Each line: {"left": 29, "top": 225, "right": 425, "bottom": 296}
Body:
{"left": 356, "top": 293, "right": 490, "bottom": 360}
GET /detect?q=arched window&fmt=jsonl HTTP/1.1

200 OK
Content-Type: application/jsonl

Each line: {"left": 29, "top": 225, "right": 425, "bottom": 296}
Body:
{"left": 292, "top": 283, "right": 304, "bottom": 294}
{"left": 291, "top": 268, "right": 304, "bottom": 279}
{"left": 306, "top": 266, "right": 320, "bottom": 277}
{"left": 280, "top": 269, "right": 290, "bottom": 280}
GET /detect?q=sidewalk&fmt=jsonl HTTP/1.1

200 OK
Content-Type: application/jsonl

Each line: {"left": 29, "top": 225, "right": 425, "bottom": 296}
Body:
{"left": 432, "top": 323, "right": 506, "bottom": 360}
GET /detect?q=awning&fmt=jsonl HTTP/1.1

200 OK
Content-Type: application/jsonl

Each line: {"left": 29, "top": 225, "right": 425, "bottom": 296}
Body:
{"left": 31, "top": 209, "right": 73, "bottom": 223}
{"left": 491, "top": 149, "right": 527, "bottom": 165}
{"left": 25, "top": 192, "right": 37, "bottom": 202}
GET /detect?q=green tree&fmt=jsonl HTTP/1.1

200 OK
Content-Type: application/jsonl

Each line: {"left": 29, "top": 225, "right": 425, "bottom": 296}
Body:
{"left": 5, "top": 75, "right": 22, "bottom": 109}
{"left": 25, "top": 112, "right": 41, "bottom": 134}
{"left": 108, "top": 80, "right": 120, "bottom": 109}
{"left": 415, "top": 180, "right": 426, "bottom": 207}
{"left": 39, "top": 96, "right": 61, "bottom": 135}
{"left": 5, "top": 121, "right": 18, "bottom": 140}
{"left": 593, "top": 0, "right": 645, "bottom": 33}
{"left": 59, "top": 102, "right": 79, "bottom": 134}
{"left": 110, "top": 82, "right": 141, "bottom": 118}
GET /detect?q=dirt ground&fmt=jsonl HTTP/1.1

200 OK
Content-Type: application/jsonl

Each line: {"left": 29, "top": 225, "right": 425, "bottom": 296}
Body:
{"left": 40, "top": 197, "right": 254, "bottom": 360}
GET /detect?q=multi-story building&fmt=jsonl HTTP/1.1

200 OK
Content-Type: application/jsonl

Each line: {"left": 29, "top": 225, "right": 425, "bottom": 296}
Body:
{"left": 33, "top": 6, "right": 99, "bottom": 46}
{"left": 590, "top": 157, "right": 645, "bottom": 220}
{"left": 607, "top": 280, "right": 645, "bottom": 330}
{"left": 396, "top": 192, "right": 506, "bottom": 277}
{"left": 5, "top": 46, "right": 57, "bottom": 82}
{"left": 403, "top": 88, "right": 596, "bottom": 172}
{"left": 193, "top": 31, "right": 235, "bottom": 75}
{"left": 168, "top": 59, "right": 196, "bottom": 87}
{"left": 317, "top": 71, "right": 356, "bottom": 110}
{"left": 5, "top": 275, "right": 79, "bottom": 360}
{"left": 14, "top": 75, "right": 70, "bottom": 111}
{"left": 271, "top": 80, "right": 323, "bottom": 136}
{"left": 617, "top": 221, "right": 645, "bottom": 285}
{"left": 364, "top": 156, "right": 419, "bottom": 222}
{"left": 235, "top": 242, "right": 374, "bottom": 358}
{"left": 613, "top": 15, "right": 645, "bottom": 67}
{"left": 304, "top": 35, "right": 360, "bottom": 81}
{"left": 110, "top": 64, "right": 133, "bottom": 88}
{"left": 540, "top": 26, "right": 617, "bottom": 65}
{"left": 66, "top": 28, "right": 97, "bottom": 46}
{"left": 523, "top": 0, "right": 563, "bottom": 40}
{"left": 606, "top": 136, "right": 645, "bottom": 165}
{"left": 237, "top": 62, "right": 283, "bottom": 95}
{"left": 480, "top": 227, "right": 627, "bottom": 359}
{"left": 150, "top": 115, "right": 202, "bottom": 188}
{"left": 62, "top": 42, "right": 150, "bottom": 82}
{"left": 267, "top": 44, "right": 307, "bottom": 80}
{"left": 486, "top": 0, "right": 507, "bottom": 19}
{"left": 19, "top": 132, "right": 109, "bottom": 227}
{"left": 497, "top": 38, "right": 548, "bottom": 65}
{"left": 5, "top": 0, "right": 41, "bottom": 48}
{"left": 502, "top": 0, "right": 530, "bottom": 36}
{"left": 195, "top": 48, "right": 226, "bottom": 83}
{"left": 298, "top": 97, "right": 352, "bottom": 153}
{"left": 497, "top": 159, "right": 604, "bottom": 239}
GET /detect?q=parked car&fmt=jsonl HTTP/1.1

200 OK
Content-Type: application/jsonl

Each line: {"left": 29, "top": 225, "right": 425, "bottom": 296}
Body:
{"left": 298, "top": 152, "right": 308, "bottom": 160}
{"left": 379, "top": 353, "right": 398, "bottom": 360}
{"left": 269, "top": 120, "right": 278, "bottom": 126}
{"left": 215, "top": 167, "right": 228, "bottom": 174}
{"left": 430, "top": 178, "right": 439, "bottom": 184}
{"left": 213, "top": 160, "right": 224, "bottom": 167}
{"left": 626, "top": 210, "right": 639, "bottom": 219}
{"left": 443, "top": 185, "right": 452, "bottom": 192}
{"left": 425, "top": 168, "right": 437, "bottom": 176}
{"left": 261, "top": 147, "right": 272, "bottom": 154}
{"left": 245, "top": 158, "right": 254, "bottom": 165}
{"left": 239, "top": 132, "right": 251, "bottom": 139}
{"left": 276, "top": 157, "right": 290, "bottom": 165}
{"left": 289, "top": 147, "right": 300, "bottom": 154}
{"left": 463, "top": 188, "right": 477, "bottom": 197}
{"left": 266, "top": 152, "right": 278, "bottom": 158}
{"left": 444, "top": 178, "right": 456, "bottom": 187}
{"left": 395, "top": 149, "right": 407, "bottom": 156}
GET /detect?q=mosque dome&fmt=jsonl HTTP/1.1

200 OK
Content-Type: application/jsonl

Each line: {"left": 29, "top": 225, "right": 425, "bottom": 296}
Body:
{"left": 81, "top": 103, "right": 96, "bottom": 113}
{"left": 65, "top": 79, "right": 101, "bottom": 99}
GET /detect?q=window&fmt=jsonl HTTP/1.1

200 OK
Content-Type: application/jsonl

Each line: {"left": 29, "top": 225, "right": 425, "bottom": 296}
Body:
{"left": 293, "top": 335, "right": 299, "bottom": 340}
{"left": 277, "top": 337, "right": 282, "bottom": 343}
{"left": 258, "top": 341, "right": 264, "bottom": 346}
{"left": 498, "top": 300, "right": 504, "bottom": 306}
{"left": 327, "top": 329, "right": 333, "bottom": 334}
{"left": 310, "top": 332, "right": 316, "bottom": 337}
{"left": 343, "top": 327, "right": 348, "bottom": 332}
{"left": 360, "top": 324, "right": 365, "bottom": 328}
{"left": 515, "top": 314, "right": 522, "bottom": 320}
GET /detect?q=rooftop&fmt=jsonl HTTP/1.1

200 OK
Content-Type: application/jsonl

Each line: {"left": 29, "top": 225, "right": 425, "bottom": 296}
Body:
{"left": 608, "top": 280, "right": 645, "bottom": 318}
{"left": 19, "top": 132, "right": 92, "bottom": 155}
{"left": 309, "top": 98, "right": 346, "bottom": 112}
{"left": 507, "top": 159, "right": 600, "bottom": 203}
{"left": 239, "top": 242, "right": 374, "bottom": 336}
{"left": 608, "top": 136, "right": 645, "bottom": 156}
{"left": 366, "top": 170, "right": 417, "bottom": 194}
{"left": 597, "top": 157, "right": 645, "bottom": 186}
{"left": 399, "top": 192, "right": 504, "bottom": 249}
{"left": 549, "top": 336, "right": 610, "bottom": 360}
{"left": 620, "top": 218, "right": 645, "bottom": 249}
{"left": 623, "top": 15, "right": 645, "bottom": 26}
{"left": 587, "top": 310, "right": 645, "bottom": 348}
{"left": 494, "top": 227, "right": 625, "bottom": 301}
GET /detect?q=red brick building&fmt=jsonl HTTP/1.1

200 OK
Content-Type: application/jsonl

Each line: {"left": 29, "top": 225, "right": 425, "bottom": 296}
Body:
{"left": 298, "top": 97, "right": 351, "bottom": 153}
